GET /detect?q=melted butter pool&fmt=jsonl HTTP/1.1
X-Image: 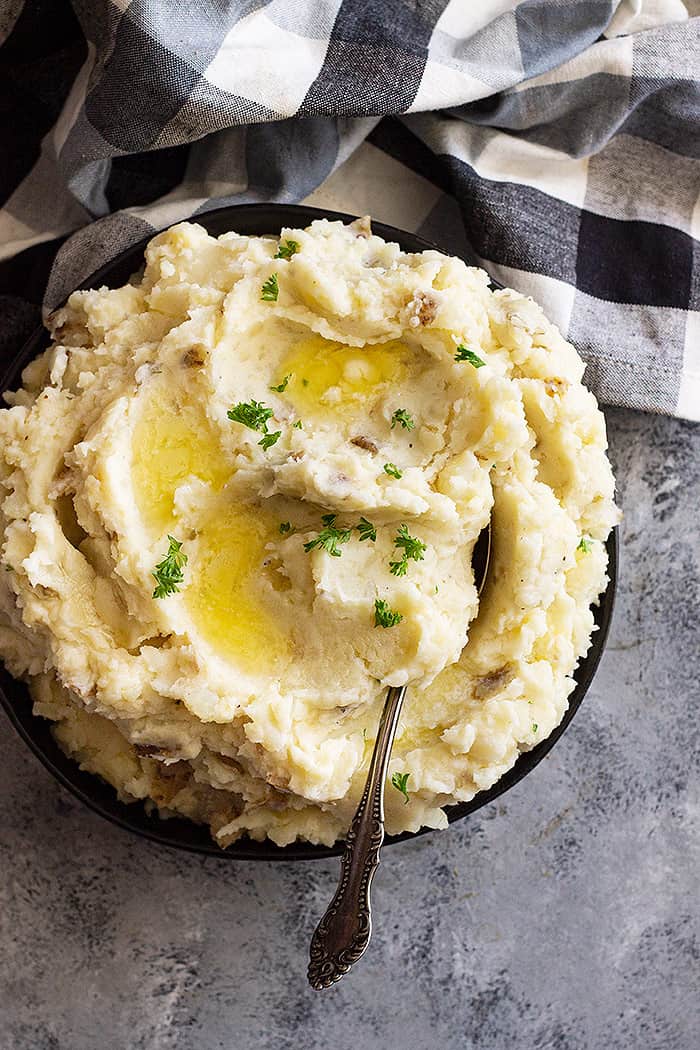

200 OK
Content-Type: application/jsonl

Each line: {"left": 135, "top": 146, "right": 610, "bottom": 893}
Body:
{"left": 273, "top": 336, "right": 412, "bottom": 416}
{"left": 132, "top": 387, "right": 289, "bottom": 670}
{"left": 132, "top": 387, "right": 230, "bottom": 533}
{"left": 185, "top": 503, "right": 290, "bottom": 672}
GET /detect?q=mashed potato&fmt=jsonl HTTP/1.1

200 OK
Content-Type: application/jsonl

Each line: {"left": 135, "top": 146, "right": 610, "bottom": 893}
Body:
{"left": 0, "top": 218, "right": 619, "bottom": 846}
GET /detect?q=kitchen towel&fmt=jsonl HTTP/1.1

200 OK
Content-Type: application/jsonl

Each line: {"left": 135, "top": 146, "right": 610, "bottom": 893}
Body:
{"left": 1, "top": 0, "right": 698, "bottom": 419}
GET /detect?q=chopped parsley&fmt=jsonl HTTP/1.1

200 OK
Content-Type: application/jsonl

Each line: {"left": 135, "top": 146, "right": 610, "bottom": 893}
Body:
{"left": 227, "top": 399, "right": 273, "bottom": 432}
{"left": 275, "top": 239, "right": 300, "bottom": 261}
{"left": 227, "top": 399, "right": 279, "bottom": 450}
{"left": 261, "top": 273, "right": 279, "bottom": 301}
{"left": 356, "top": 517, "right": 377, "bottom": 543}
{"left": 391, "top": 408, "right": 415, "bottom": 431}
{"left": 577, "top": 536, "right": 594, "bottom": 553}
{"left": 532, "top": 722, "right": 539, "bottom": 733}
{"left": 259, "top": 430, "right": 281, "bottom": 450}
{"left": 302, "top": 378, "right": 309, "bottom": 387}
{"left": 390, "top": 523, "right": 426, "bottom": 576}
{"left": 391, "top": 771, "right": 410, "bottom": 804}
{"left": 374, "top": 598, "right": 404, "bottom": 628}
{"left": 303, "top": 514, "right": 353, "bottom": 558}
{"left": 152, "top": 536, "right": 187, "bottom": 599}
{"left": 293, "top": 419, "right": 303, "bottom": 429}
{"left": 279, "top": 522, "right": 292, "bottom": 534}
{"left": 270, "top": 374, "right": 291, "bottom": 393}
{"left": 383, "top": 462, "right": 402, "bottom": 479}
{"left": 455, "top": 345, "right": 485, "bottom": 368}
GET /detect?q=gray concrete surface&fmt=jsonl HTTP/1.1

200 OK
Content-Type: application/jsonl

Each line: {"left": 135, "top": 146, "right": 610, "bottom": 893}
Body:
{"left": 0, "top": 406, "right": 698, "bottom": 1050}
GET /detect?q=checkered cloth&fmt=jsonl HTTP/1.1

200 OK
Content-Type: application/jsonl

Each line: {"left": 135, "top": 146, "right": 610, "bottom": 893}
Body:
{"left": 1, "top": 0, "right": 699, "bottom": 419}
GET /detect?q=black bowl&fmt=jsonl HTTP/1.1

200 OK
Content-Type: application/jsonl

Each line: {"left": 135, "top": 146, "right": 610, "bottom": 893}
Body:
{"left": 0, "top": 203, "right": 618, "bottom": 860}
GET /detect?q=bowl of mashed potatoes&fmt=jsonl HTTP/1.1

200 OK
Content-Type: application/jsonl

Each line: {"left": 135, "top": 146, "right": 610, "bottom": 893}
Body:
{"left": 0, "top": 204, "right": 619, "bottom": 859}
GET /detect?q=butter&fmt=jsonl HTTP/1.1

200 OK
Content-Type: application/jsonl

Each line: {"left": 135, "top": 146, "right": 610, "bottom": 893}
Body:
{"left": 133, "top": 386, "right": 288, "bottom": 669}
{"left": 132, "top": 386, "right": 229, "bottom": 533}
{"left": 185, "top": 503, "right": 290, "bottom": 672}
{"left": 273, "top": 336, "right": 412, "bottom": 416}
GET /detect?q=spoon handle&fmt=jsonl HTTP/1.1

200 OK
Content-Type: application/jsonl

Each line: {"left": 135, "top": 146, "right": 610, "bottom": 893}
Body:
{"left": 308, "top": 684, "right": 407, "bottom": 990}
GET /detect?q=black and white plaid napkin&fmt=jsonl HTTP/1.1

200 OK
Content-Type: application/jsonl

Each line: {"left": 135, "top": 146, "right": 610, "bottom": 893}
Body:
{"left": 1, "top": 0, "right": 698, "bottom": 419}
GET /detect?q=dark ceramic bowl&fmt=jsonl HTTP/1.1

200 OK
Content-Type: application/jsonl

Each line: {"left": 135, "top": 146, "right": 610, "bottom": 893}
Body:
{"left": 0, "top": 204, "right": 618, "bottom": 860}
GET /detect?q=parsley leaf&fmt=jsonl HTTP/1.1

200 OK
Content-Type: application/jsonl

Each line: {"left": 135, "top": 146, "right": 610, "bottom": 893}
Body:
{"left": 532, "top": 722, "right": 538, "bottom": 733}
{"left": 391, "top": 408, "right": 415, "bottom": 431}
{"left": 383, "top": 462, "right": 402, "bottom": 479}
{"left": 391, "top": 771, "right": 410, "bottom": 804}
{"left": 304, "top": 514, "right": 353, "bottom": 558}
{"left": 455, "top": 345, "right": 485, "bottom": 368}
{"left": 356, "top": 517, "right": 377, "bottom": 543}
{"left": 270, "top": 374, "right": 291, "bottom": 393}
{"left": 293, "top": 419, "right": 303, "bottom": 429}
{"left": 374, "top": 598, "right": 403, "bottom": 628}
{"left": 261, "top": 273, "right": 279, "bottom": 301}
{"left": 275, "top": 239, "right": 300, "bottom": 261}
{"left": 152, "top": 536, "right": 187, "bottom": 599}
{"left": 259, "top": 430, "right": 281, "bottom": 450}
{"left": 227, "top": 400, "right": 273, "bottom": 432}
{"left": 279, "top": 522, "right": 292, "bottom": 534}
{"left": 390, "top": 523, "right": 426, "bottom": 576}
{"left": 394, "top": 523, "right": 426, "bottom": 561}
{"left": 227, "top": 400, "right": 280, "bottom": 450}
{"left": 577, "top": 536, "right": 593, "bottom": 553}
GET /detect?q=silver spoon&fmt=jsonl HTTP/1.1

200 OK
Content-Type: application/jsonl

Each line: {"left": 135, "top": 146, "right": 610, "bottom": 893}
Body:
{"left": 308, "top": 526, "right": 491, "bottom": 989}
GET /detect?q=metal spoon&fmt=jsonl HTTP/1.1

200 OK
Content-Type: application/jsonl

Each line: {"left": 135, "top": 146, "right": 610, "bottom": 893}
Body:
{"left": 308, "top": 526, "right": 491, "bottom": 989}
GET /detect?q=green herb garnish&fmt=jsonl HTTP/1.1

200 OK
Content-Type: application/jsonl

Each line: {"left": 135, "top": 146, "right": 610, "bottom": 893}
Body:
{"left": 270, "top": 374, "right": 291, "bottom": 393}
{"left": 304, "top": 514, "right": 353, "bottom": 558}
{"left": 374, "top": 598, "right": 403, "bottom": 629}
{"left": 391, "top": 771, "right": 410, "bottom": 804}
{"left": 383, "top": 462, "right": 402, "bottom": 479}
{"left": 577, "top": 536, "right": 593, "bottom": 553}
{"left": 259, "top": 430, "right": 281, "bottom": 450}
{"left": 279, "top": 522, "right": 292, "bottom": 534}
{"left": 227, "top": 399, "right": 273, "bottom": 432}
{"left": 532, "top": 723, "right": 538, "bottom": 733}
{"left": 293, "top": 419, "right": 303, "bottom": 429}
{"left": 356, "top": 517, "right": 377, "bottom": 543}
{"left": 391, "top": 408, "right": 415, "bottom": 431}
{"left": 455, "top": 345, "right": 485, "bottom": 367}
{"left": 152, "top": 536, "right": 187, "bottom": 599}
{"left": 389, "top": 523, "right": 426, "bottom": 576}
{"left": 227, "top": 399, "right": 280, "bottom": 450}
{"left": 261, "top": 273, "right": 279, "bottom": 301}
{"left": 275, "top": 239, "right": 300, "bottom": 261}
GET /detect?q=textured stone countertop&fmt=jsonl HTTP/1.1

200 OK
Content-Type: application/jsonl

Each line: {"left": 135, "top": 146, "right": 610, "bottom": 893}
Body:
{"left": 0, "top": 407, "right": 698, "bottom": 1050}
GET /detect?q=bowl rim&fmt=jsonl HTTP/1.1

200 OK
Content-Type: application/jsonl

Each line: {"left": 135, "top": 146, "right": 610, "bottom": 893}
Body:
{"left": 0, "top": 202, "right": 619, "bottom": 861}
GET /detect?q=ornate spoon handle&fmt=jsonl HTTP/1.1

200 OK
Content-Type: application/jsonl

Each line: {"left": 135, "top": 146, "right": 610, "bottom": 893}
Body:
{"left": 308, "top": 684, "right": 407, "bottom": 990}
